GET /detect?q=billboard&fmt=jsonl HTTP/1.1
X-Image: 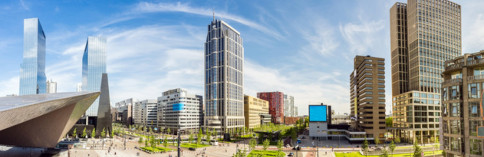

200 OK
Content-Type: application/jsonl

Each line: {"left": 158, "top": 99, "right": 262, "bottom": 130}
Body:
{"left": 173, "top": 103, "right": 184, "bottom": 111}
{"left": 309, "top": 105, "right": 327, "bottom": 122}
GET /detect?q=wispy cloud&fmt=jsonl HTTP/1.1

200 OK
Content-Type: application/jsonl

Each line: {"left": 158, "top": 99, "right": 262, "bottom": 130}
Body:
{"left": 133, "top": 2, "right": 283, "bottom": 40}
{"left": 339, "top": 19, "right": 385, "bottom": 57}
{"left": 19, "top": 0, "right": 29, "bottom": 10}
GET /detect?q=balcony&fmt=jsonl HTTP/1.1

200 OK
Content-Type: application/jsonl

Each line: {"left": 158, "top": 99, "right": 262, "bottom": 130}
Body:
{"left": 444, "top": 62, "right": 463, "bottom": 71}
{"left": 466, "top": 58, "right": 484, "bottom": 67}
{"left": 468, "top": 75, "right": 484, "bottom": 81}
{"left": 442, "top": 78, "right": 462, "bottom": 86}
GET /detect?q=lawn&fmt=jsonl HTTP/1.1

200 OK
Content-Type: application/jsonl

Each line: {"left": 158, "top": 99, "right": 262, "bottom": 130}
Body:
{"left": 179, "top": 143, "right": 211, "bottom": 148}
{"left": 248, "top": 150, "right": 285, "bottom": 157}
{"left": 140, "top": 146, "right": 174, "bottom": 153}
{"left": 335, "top": 150, "right": 442, "bottom": 157}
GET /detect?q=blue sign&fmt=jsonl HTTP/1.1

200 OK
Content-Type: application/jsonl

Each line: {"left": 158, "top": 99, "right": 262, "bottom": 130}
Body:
{"left": 309, "top": 105, "right": 327, "bottom": 122}
{"left": 173, "top": 103, "right": 184, "bottom": 111}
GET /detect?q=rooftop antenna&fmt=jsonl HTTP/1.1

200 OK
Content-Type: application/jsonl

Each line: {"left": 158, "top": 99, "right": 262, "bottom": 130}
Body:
{"left": 212, "top": 9, "right": 215, "bottom": 21}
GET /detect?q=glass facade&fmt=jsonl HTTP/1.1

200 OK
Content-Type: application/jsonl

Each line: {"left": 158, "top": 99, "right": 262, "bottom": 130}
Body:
{"left": 82, "top": 36, "right": 107, "bottom": 117}
{"left": 204, "top": 19, "right": 244, "bottom": 130}
{"left": 19, "top": 18, "right": 46, "bottom": 96}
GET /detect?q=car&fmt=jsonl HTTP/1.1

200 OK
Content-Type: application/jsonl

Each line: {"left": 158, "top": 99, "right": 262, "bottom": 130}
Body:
{"left": 287, "top": 152, "right": 294, "bottom": 156}
{"left": 301, "top": 136, "right": 305, "bottom": 139}
{"left": 189, "top": 147, "right": 196, "bottom": 151}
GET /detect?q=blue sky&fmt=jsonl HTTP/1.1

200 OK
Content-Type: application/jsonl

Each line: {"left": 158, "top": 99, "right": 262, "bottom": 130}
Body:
{"left": 0, "top": 0, "right": 482, "bottom": 116}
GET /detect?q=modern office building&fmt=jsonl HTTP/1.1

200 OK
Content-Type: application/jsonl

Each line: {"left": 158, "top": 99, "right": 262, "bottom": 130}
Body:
{"left": 81, "top": 36, "right": 107, "bottom": 118}
{"left": 157, "top": 88, "right": 202, "bottom": 133}
{"left": 204, "top": 19, "right": 245, "bottom": 133}
{"left": 134, "top": 99, "right": 157, "bottom": 128}
{"left": 284, "top": 94, "right": 295, "bottom": 117}
{"left": 350, "top": 55, "right": 386, "bottom": 141}
{"left": 257, "top": 92, "right": 284, "bottom": 124}
{"left": 390, "top": 0, "right": 461, "bottom": 144}
{"left": 244, "top": 95, "right": 269, "bottom": 129}
{"left": 46, "top": 79, "right": 57, "bottom": 93}
{"left": 19, "top": 18, "right": 46, "bottom": 96}
{"left": 442, "top": 51, "right": 484, "bottom": 157}
{"left": 114, "top": 98, "right": 135, "bottom": 126}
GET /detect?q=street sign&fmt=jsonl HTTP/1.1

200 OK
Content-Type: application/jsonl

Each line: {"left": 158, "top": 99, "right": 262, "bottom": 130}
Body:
{"left": 478, "top": 126, "right": 484, "bottom": 138}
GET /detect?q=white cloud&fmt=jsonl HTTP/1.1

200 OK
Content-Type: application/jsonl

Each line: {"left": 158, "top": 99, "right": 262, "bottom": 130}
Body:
{"left": 133, "top": 2, "right": 283, "bottom": 40}
{"left": 19, "top": 0, "right": 29, "bottom": 10}
{"left": 339, "top": 20, "right": 385, "bottom": 56}
{"left": 0, "top": 77, "right": 19, "bottom": 96}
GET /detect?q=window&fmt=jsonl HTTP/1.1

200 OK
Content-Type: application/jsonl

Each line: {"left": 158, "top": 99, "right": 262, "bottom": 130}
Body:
{"left": 469, "top": 102, "right": 480, "bottom": 118}
{"left": 450, "top": 86, "right": 460, "bottom": 100}
{"left": 451, "top": 103, "right": 461, "bottom": 117}
{"left": 469, "top": 83, "right": 480, "bottom": 98}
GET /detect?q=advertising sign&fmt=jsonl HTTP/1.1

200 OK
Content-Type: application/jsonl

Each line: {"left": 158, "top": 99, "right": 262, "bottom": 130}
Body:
{"left": 309, "top": 105, "right": 327, "bottom": 122}
{"left": 173, "top": 103, "right": 184, "bottom": 111}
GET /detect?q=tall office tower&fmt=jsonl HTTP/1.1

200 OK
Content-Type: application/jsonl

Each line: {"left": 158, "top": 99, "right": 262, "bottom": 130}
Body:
{"left": 257, "top": 92, "right": 284, "bottom": 124}
{"left": 390, "top": 0, "right": 461, "bottom": 144}
{"left": 157, "top": 88, "right": 203, "bottom": 133}
{"left": 81, "top": 36, "right": 107, "bottom": 121}
{"left": 244, "top": 95, "right": 269, "bottom": 129}
{"left": 204, "top": 19, "right": 244, "bottom": 133}
{"left": 134, "top": 99, "right": 157, "bottom": 128}
{"left": 350, "top": 55, "right": 386, "bottom": 142}
{"left": 114, "top": 98, "right": 135, "bottom": 126}
{"left": 284, "top": 94, "right": 295, "bottom": 117}
{"left": 46, "top": 79, "right": 57, "bottom": 93}
{"left": 19, "top": 18, "right": 46, "bottom": 96}
{"left": 442, "top": 52, "right": 484, "bottom": 157}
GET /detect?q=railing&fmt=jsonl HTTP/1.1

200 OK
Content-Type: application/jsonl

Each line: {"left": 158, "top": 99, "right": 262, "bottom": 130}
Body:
{"left": 468, "top": 75, "right": 484, "bottom": 81}
{"left": 442, "top": 78, "right": 462, "bottom": 85}
{"left": 467, "top": 58, "right": 484, "bottom": 66}
{"left": 444, "top": 62, "right": 463, "bottom": 71}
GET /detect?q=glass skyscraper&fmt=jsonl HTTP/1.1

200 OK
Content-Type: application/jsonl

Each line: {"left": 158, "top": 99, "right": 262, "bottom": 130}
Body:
{"left": 19, "top": 18, "right": 46, "bottom": 96}
{"left": 204, "top": 19, "right": 244, "bottom": 132}
{"left": 82, "top": 36, "right": 107, "bottom": 117}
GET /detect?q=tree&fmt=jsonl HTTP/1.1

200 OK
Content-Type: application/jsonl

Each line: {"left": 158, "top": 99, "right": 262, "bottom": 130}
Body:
{"left": 101, "top": 128, "right": 106, "bottom": 138}
{"left": 72, "top": 128, "right": 77, "bottom": 139}
{"left": 206, "top": 129, "right": 212, "bottom": 144}
{"left": 111, "top": 129, "right": 114, "bottom": 138}
{"left": 395, "top": 137, "right": 401, "bottom": 144}
{"left": 232, "top": 149, "right": 247, "bottom": 157}
{"left": 82, "top": 127, "right": 87, "bottom": 138}
{"left": 163, "top": 136, "right": 168, "bottom": 148}
{"left": 380, "top": 146, "right": 389, "bottom": 157}
{"left": 189, "top": 133, "right": 194, "bottom": 144}
{"left": 374, "top": 137, "right": 381, "bottom": 148}
{"left": 413, "top": 141, "right": 423, "bottom": 157}
{"left": 91, "top": 128, "right": 96, "bottom": 138}
{"left": 291, "top": 129, "right": 297, "bottom": 146}
{"left": 138, "top": 137, "right": 143, "bottom": 144}
{"left": 385, "top": 117, "right": 393, "bottom": 127}
{"left": 145, "top": 136, "right": 149, "bottom": 147}
{"left": 362, "top": 138, "right": 369, "bottom": 157}
{"left": 249, "top": 138, "right": 257, "bottom": 151}
{"left": 389, "top": 140, "right": 396, "bottom": 157}
{"left": 150, "top": 135, "right": 156, "bottom": 148}
{"left": 167, "top": 128, "right": 171, "bottom": 135}
{"left": 277, "top": 139, "right": 283, "bottom": 156}
{"left": 263, "top": 139, "right": 270, "bottom": 151}
{"left": 197, "top": 128, "right": 203, "bottom": 145}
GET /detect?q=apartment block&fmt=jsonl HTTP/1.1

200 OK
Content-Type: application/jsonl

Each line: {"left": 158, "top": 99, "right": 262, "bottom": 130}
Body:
{"left": 257, "top": 92, "right": 284, "bottom": 124}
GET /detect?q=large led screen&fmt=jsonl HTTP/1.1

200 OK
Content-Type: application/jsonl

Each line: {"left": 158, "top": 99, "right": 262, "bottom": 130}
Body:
{"left": 309, "top": 105, "right": 327, "bottom": 122}
{"left": 173, "top": 103, "right": 184, "bottom": 111}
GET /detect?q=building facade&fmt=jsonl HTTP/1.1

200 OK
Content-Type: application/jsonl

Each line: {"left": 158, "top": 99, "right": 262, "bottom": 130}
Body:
{"left": 204, "top": 19, "right": 245, "bottom": 133}
{"left": 157, "top": 88, "right": 203, "bottom": 133}
{"left": 244, "top": 95, "right": 269, "bottom": 129}
{"left": 390, "top": 0, "right": 461, "bottom": 144}
{"left": 81, "top": 36, "right": 107, "bottom": 119}
{"left": 19, "top": 18, "right": 46, "bottom": 96}
{"left": 46, "top": 79, "right": 57, "bottom": 93}
{"left": 350, "top": 55, "right": 386, "bottom": 141}
{"left": 284, "top": 94, "right": 295, "bottom": 117}
{"left": 114, "top": 98, "right": 134, "bottom": 126}
{"left": 257, "top": 92, "right": 284, "bottom": 124}
{"left": 134, "top": 99, "right": 157, "bottom": 128}
{"left": 442, "top": 51, "right": 484, "bottom": 157}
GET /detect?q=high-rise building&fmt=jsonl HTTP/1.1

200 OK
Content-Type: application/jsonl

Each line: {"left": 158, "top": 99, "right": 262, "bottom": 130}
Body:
{"left": 442, "top": 51, "right": 484, "bottom": 157}
{"left": 244, "top": 95, "right": 269, "bottom": 129}
{"left": 19, "top": 18, "right": 46, "bottom": 96}
{"left": 76, "top": 83, "right": 82, "bottom": 92}
{"left": 157, "top": 88, "right": 203, "bottom": 133}
{"left": 257, "top": 92, "right": 284, "bottom": 124}
{"left": 390, "top": 0, "right": 461, "bottom": 144}
{"left": 204, "top": 19, "right": 244, "bottom": 133}
{"left": 46, "top": 79, "right": 57, "bottom": 93}
{"left": 350, "top": 55, "right": 386, "bottom": 142}
{"left": 284, "top": 94, "right": 294, "bottom": 117}
{"left": 134, "top": 99, "right": 157, "bottom": 128}
{"left": 114, "top": 98, "right": 135, "bottom": 126}
{"left": 81, "top": 36, "right": 107, "bottom": 119}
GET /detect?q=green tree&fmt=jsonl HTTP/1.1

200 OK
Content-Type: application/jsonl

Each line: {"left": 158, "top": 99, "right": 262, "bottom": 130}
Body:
{"left": 111, "top": 129, "right": 114, "bottom": 138}
{"left": 150, "top": 135, "right": 156, "bottom": 148}
{"left": 263, "top": 139, "right": 270, "bottom": 151}
{"left": 91, "top": 128, "right": 96, "bottom": 138}
{"left": 82, "top": 127, "right": 87, "bottom": 138}
{"left": 277, "top": 139, "right": 283, "bottom": 154}
{"left": 389, "top": 140, "right": 396, "bottom": 157}
{"left": 167, "top": 128, "right": 171, "bottom": 135}
{"left": 380, "top": 146, "right": 389, "bottom": 157}
{"left": 413, "top": 141, "right": 423, "bottom": 157}
{"left": 206, "top": 129, "right": 212, "bottom": 144}
{"left": 189, "top": 133, "right": 194, "bottom": 144}
{"left": 232, "top": 149, "right": 247, "bottom": 157}
{"left": 72, "top": 128, "right": 77, "bottom": 139}
{"left": 362, "top": 138, "right": 369, "bottom": 157}
{"left": 197, "top": 128, "right": 203, "bottom": 145}
{"left": 395, "top": 137, "right": 401, "bottom": 144}
{"left": 145, "top": 136, "right": 149, "bottom": 147}
{"left": 138, "top": 137, "right": 143, "bottom": 144}
{"left": 249, "top": 138, "right": 257, "bottom": 151}
{"left": 163, "top": 136, "right": 168, "bottom": 148}
{"left": 291, "top": 129, "right": 297, "bottom": 146}
{"left": 385, "top": 117, "right": 393, "bottom": 127}
{"left": 374, "top": 137, "right": 380, "bottom": 148}
{"left": 101, "top": 128, "right": 106, "bottom": 138}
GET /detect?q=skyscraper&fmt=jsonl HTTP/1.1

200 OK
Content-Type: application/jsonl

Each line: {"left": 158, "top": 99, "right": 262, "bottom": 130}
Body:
{"left": 284, "top": 94, "right": 294, "bottom": 117}
{"left": 204, "top": 19, "right": 244, "bottom": 133}
{"left": 390, "top": 0, "right": 461, "bottom": 144}
{"left": 82, "top": 36, "right": 107, "bottom": 117}
{"left": 350, "top": 55, "right": 386, "bottom": 142}
{"left": 46, "top": 79, "right": 57, "bottom": 93}
{"left": 19, "top": 18, "right": 46, "bottom": 96}
{"left": 258, "top": 92, "right": 284, "bottom": 124}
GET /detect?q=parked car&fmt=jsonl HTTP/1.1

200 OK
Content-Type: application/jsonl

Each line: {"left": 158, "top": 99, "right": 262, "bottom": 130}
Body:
{"left": 189, "top": 147, "right": 196, "bottom": 151}
{"left": 288, "top": 152, "right": 294, "bottom": 156}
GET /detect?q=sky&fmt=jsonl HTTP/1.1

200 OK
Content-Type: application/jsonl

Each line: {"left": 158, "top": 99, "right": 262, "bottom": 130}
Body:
{"left": 0, "top": 0, "right": 483, "bottom": 116}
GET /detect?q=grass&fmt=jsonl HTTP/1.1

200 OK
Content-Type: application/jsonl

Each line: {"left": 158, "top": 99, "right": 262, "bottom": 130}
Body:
{"left": 335, "top": 150, "right": 443, "bottom": 157}
{"left": 248, "top": 150, "right": 286, "bottom": 157}
{"left": 179, "top": 143, "right": 211, "bottom": 148}
{"left": 140, "top": 146, "right": 174, "bottom": 153}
